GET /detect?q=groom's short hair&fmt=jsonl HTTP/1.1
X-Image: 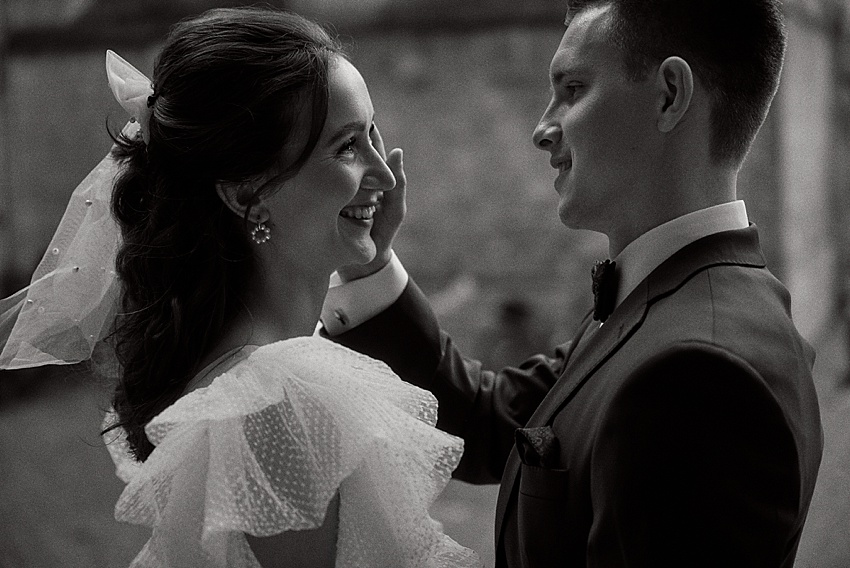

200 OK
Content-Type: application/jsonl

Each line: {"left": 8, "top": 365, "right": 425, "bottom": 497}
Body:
{"left": 566, "top": 0, "right": 785, "bottom": 165}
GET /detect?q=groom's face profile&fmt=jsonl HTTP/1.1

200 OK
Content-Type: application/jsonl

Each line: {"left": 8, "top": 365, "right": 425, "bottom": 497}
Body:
{"left": 533, "top": 4, "right": 661, "bottom": 235}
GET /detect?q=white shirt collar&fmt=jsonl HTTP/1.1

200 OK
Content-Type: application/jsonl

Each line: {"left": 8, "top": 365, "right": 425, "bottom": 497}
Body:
{"left": 612, "top": 200, "right": 749, "bottom": 307}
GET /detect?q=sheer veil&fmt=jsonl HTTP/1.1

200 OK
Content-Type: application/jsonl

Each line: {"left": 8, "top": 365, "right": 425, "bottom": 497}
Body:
{"left": 0, "top": 129, "right": 129, "bottom": 371}
{"left": 0, "top": 50, "right": 151, "bottom": 373}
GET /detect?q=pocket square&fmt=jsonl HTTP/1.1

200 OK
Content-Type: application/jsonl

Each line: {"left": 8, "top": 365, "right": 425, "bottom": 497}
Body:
{"left": 515, "top": 426, "right": 560, "bottom": 468}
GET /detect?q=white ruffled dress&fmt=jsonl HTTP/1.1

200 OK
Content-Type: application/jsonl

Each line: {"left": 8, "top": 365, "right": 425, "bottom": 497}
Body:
{"left": 105, "top": 336, "right": 480, "bottom": 568}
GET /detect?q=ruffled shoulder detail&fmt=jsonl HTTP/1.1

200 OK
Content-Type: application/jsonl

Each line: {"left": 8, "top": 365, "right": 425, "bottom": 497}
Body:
{"left": 105, "top": 336, "right": 480, "bottom": 567}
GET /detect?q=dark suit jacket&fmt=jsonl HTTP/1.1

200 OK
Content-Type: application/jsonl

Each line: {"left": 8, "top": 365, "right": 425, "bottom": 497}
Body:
{"left": 333, "top": 226, "right": 823, "bottom": 567}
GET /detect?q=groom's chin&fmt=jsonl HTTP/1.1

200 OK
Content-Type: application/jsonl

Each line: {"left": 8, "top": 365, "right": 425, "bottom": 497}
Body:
{"left": 558, "top": 201, "right": 583, "bottom": 230}
{"left": 558, "top": 198, "right": 606, "bottom": 234}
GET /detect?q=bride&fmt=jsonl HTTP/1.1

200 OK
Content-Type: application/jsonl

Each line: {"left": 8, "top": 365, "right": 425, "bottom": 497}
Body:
{"left": 0, "top": 7, "right": 479, "bottom": 568}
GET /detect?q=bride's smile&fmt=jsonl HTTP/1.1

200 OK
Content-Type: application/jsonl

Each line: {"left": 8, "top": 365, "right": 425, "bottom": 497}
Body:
{"left": 260, "top": 55, "right": 396, "bottom": 274}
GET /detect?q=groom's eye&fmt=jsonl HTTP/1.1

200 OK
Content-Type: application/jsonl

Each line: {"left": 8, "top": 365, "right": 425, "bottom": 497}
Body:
{"left": 565, "top": 83, "right": 582, "bottom": 100}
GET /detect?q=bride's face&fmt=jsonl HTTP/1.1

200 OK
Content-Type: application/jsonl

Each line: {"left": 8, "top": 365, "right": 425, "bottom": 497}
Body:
{"left": 261, "top": 56, "right": 396, "bottom": 271}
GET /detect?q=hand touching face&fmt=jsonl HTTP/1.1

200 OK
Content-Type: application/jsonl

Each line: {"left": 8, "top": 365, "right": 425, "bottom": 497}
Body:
{"left": 335, "top": 124, "right": 406, "bottom": 283}
{"left": 262, "top": 56, "right": 398, "bottom": 273}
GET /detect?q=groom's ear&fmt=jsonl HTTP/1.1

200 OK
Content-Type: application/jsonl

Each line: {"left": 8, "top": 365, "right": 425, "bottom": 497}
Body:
{"left": 655, "top": 56, "right": 694, "bottom": 134}
{"left": 215, "top": 180, "right": 270, "bottom": 224}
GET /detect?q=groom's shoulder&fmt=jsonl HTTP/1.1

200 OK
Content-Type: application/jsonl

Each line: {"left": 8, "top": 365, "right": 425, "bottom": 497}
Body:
{"left": 640, "top": 261, "right": 814, "bottom": 383}
{"left": 678, "top": 261, "right": 797, "bottom": 339}
{"left": 626, "top": 260, "right": 821, "bottom": 456}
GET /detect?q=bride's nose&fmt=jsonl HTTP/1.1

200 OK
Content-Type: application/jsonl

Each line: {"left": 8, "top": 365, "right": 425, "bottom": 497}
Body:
{"left": 361, "top": 145, "right": 396, "bottom": 191}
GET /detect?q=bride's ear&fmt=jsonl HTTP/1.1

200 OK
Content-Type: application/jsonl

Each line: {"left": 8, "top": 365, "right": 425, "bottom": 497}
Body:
{"left": 215, "top": 181, "right": 269, "bottom": 223}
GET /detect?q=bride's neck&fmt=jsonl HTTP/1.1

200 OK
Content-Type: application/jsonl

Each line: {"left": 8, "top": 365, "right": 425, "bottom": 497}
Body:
{"left": 241, "top": 261, "right": 328, "bottom": 343}
{"left": 198, "top": 261, "right": 329, "bottom": 372}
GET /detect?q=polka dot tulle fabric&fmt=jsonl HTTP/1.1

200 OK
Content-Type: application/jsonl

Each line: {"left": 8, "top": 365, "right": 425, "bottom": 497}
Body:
{"left": 104, "top": 336, "right": 480, "bottom": 567}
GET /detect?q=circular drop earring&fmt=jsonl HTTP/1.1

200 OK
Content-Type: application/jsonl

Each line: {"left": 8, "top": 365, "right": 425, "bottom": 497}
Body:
{"left": 251, "top": 222, "right": 271, "bottom": 245}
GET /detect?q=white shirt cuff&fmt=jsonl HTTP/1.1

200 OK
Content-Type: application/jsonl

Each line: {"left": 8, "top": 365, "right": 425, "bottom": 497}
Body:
{"left": 320, "top": 251, "right": 409, "bottom": 336}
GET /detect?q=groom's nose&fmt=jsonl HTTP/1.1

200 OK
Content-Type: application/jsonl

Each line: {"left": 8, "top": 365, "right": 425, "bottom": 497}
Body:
{"left": 533, "top": 119, "right": 561, "bottom": 151}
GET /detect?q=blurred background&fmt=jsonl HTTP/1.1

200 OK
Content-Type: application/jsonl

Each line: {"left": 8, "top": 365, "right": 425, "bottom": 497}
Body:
{"left": 1, "top": 0, "right": 849, "bottom": 566}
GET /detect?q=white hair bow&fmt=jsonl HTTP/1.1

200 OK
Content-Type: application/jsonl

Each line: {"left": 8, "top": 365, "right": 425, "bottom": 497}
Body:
{"left": 105, "top": 50, "right": 154, "bottom": 144}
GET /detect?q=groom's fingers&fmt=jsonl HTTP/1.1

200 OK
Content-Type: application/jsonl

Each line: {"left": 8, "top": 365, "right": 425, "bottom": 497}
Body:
{"left": 382, "top": 148, "right": 406, "bottom": 226}
{"left": 333, "top": 148, "right": 404, "bottom": 282}
{"left": 370, "top": 124, "right": 388, "bottom": 160}
{"left": 386, "top": 148, "right": 406, "bottom": 194}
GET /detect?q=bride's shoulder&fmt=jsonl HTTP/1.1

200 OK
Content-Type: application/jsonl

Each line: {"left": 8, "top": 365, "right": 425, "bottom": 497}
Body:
{"left": 249, "top": 335, "right": 398, "bottom": 380}
{"left": 105, "top": 334, "right": 476, "bottom": 567}
{"left": 154, "top": 335, "right": 417, "bottom": 431}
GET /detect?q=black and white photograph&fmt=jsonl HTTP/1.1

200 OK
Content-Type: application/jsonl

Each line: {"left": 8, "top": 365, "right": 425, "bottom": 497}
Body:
{"left": 1, "top": 1, "right": 848, "bottom": 566}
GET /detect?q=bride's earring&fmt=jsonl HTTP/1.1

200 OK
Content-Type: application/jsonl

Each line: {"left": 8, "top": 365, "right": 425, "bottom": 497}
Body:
{"left": 251, "top": 221, "right": 271, "bottom": 245}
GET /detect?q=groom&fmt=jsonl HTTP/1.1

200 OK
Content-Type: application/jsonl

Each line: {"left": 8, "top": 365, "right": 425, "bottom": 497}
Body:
{"left": 325, "top": 0, "right": 823, "bottom": 565}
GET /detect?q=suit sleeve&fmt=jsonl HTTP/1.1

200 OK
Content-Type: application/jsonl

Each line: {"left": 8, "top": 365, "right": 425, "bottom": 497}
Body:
{"left": 589, "top": 343, "right": 803, "bottom": 567}
{"left": 330, "top": 279, "right": 567, "bottom": 484}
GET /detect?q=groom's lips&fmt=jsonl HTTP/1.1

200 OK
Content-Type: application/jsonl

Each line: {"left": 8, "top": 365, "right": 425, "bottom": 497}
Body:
{"left": 552, "top": 157, "right": 572, "bottom": 189}
{"left": 550, "top": 156, "right": 572, "bottom": 172}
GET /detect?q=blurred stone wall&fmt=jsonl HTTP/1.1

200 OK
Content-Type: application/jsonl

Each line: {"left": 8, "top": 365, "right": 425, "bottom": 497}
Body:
{"left": 0, "top": 25, "right": 785, "bottom": 362}
{"left": 778, "top": 0, "right": 850, "bottom": 353}
{"left": 779, "top": 5, "right": 838, "bottom": 345}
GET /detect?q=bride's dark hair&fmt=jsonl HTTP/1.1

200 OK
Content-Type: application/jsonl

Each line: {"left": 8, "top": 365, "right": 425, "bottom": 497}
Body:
{"left": 105, "top": 7, "right": 344, "bottom": 461}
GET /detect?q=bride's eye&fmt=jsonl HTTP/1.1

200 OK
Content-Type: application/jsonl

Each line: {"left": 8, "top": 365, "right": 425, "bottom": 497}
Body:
{"left": 338, "top": 137, "right": 357, "bottom": 155}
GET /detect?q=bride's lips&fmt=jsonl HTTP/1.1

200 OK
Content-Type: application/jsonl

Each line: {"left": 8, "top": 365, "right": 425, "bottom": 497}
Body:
{"left": 339, "top": 204, "right": 377, "bottom": 219}
{"left": 339, "top": 201, "right": 379, "bottom": 226}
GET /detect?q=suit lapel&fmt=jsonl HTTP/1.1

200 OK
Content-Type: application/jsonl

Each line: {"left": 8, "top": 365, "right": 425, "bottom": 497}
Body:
{"left": 493, "top": 286, "right": 648, "bottom": 550}
{"left": 492, "top": 314, "right": 593, "bottom": 544}
{"left": 525, "top": 225, "right": 764, "bottom": 431}
{"left": 493, "top": 225, "right": 767, "bottom": 552}
{"left": 527, "top": 283, "right": 648, "bottom": 427}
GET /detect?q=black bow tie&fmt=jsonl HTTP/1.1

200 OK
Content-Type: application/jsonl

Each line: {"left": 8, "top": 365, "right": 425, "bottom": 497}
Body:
{"left": 591, "top": 259, "right": 618, "bottom": 322}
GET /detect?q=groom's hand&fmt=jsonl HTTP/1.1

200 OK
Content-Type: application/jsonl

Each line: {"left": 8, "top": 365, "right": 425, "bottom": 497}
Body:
{"left": 336, "top": 125, "right": 406, "bottom": 282}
